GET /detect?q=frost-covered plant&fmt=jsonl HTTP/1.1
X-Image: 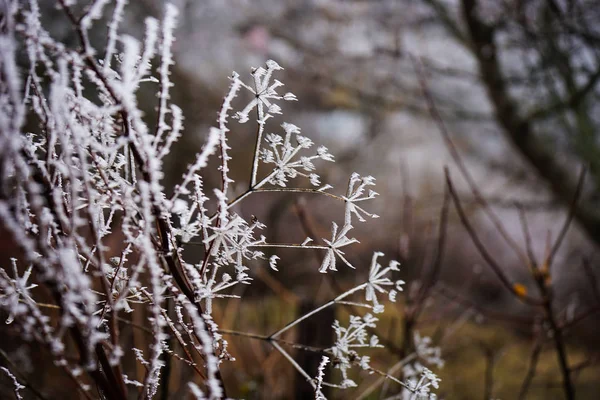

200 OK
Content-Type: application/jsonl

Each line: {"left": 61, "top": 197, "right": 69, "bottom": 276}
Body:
{"left": 1, "top": 366, "right": 24, "bottom": 400}
{"left": 0, "top": 1, "right": 440, "bottom": 399}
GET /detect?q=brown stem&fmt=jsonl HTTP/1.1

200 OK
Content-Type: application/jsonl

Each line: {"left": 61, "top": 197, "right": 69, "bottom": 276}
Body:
{"left": 445, "top": 169, "right": 542, "bottom": 305}
{"left": 57, "top": 2, "right": 228, "bottom": 396}
{"left": 518, "top": 336, "right": 543, "bottom": 400}
{"left": 413, "top": 54, "right": 530, "bottom": 268}
{"left": 293, "top": 199, "right": 404, "bottom": 355}
{"left": 412, "top": 182, "right": 450, "bottom": 321}
{"left": 542, "top": 296, "right": 575, "bottom": 400}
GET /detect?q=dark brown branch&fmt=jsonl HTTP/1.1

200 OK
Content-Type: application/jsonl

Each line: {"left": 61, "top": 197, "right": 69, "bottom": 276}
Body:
{"left": 518, "top": 336, "right": 543, "bottom": 400}
{"left": 435, "top": 285, "right": 534, "bottom": 326}
{"left": 581, "top": 257, "right": 600, "bottom": 305}
{"left": 413, "top": 182, "right": 450, "bottom": 322}
{"left": 56, "top": 2, "right": 227, "bottom": 397}
{"left": 545, "top": 167, "right": 586, "bottom": 270}
{"left": 516, "top": 202, "right": 539, "bottom": 269}
{"left": 539, "top": 293, "right": 574, "bottom": 400}
{"left": 460, "top": 0, "right": 600, "bottom": 249}
{"left": 481, "top": 345, "right": 497, "bottom": 400}
{"left": 445, "top": 168, "right": 542, "bottom": 305}
{"left": 412, "top": 54, "right": 530, "bottom": 269}
{"left": 526, "top": 66, "right": 600, "bottom": 121}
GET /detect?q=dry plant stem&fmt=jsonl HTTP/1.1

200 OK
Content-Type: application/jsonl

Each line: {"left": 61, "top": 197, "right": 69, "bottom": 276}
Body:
{"left": 560, "top": 305, "right": 600, "bottom": 330}
{"left": 413, "top": 182, "right": 450, "bottom": 321}
{"left": 412, "top": 55, "right": 530, "bottom": 268}
{"left": 224, "top": 182, "right": 345, "bottom": 214}
{"left": 18, "top": 167, "right": 126, "bottom": 400}
{"left": 446, "top": 164, "right": 575, "bottom": 397}
{"left": 219, "top": 329, "right": 325, "bottom": 354}
{"left": 446, "top": 163, "right": 585, "bottom": 399}
{"left": 257, "top": 188, "right": 344, "bottom": 201}
{"left": 268, "top": 284, "right": 368, "bottom": 339}
{"left": 57, "top": 2, "right": 228, "bottom": 397}
{"left": 20, "top": 134, "right": 126, "bottom": 398}
{"left": 482, "top": 345, "right": 497, "bottom": 400}
{"left": 116, "top": 316, "right": 153, "bottom": 335}
{"left": 581, "top": 257, "right": 600, "bottom": 304}
{"left": 122, "top": 51, "right": 216, "bottom": 400}
{"left": 399, "top": 189, "right": 449, "bottom": 365}
{"left": 271, "top": 341, "right": 318, "bottom": 389}
{"left": 198, "top": 80, "right": 243, "bottom": 277}
{"left": 152, "top": 13, "right": 175, "bottom": 151}
{"left": 0, "top": 349, "right": 49, "bottom": 400}
{"left": 355, "top": 354, "right": 418, "bottom": 400}
{"left": 252, "top": 243, "right": 328, "bottom": 250}
{"left": 160, "top": 306, "right": 172, "bottom": 400}
{"left": 3, "top": 282, "right": 96, "bottom": 400}
{"left": 220, "top": 329, "right": 413, "bottom": 393}
{"left": 77, "top": 172, "right": 125, "bottom": 396}
{"left": 100, "top": 245, "right": 132, "bottom": 323}
{"left": 399, "top": 159, "right": 413, "bottom": 243}
{"left": 26, "top": 272, "right": 101, "bottom": 400}
{"left": 293, "top": 198, "right": 331, "bottom": 259}
{"left": 344, "top": 367, "right": 409, "bottom": 392}
{"left": 531, "top": 168, "right": 585, "bottom": 400}
{"left": 540, "top": 293, "right": 574, "bottom": 400}
{"left": 570, "top": 356, "right": 599, "bottom": 381}
{"left": 293, "top": 200, "right": 404, "bottom": 354}
{"left": 545, "top": 166, "right": 586, "bottom": 269}
{"left": 220, "top": 329, "right": 325, "bottom": 390}
{"left": 50, "top": 14, "right": 136, "bottom": 397}
{"left": 399, "top": 312, "right": 415, "bottom": 363}
{"left": 141, "top": 291, "right": 207, "bottom": 380}
{"left": 253, "top": 267, "right": 300, "bottom": 304}
{"left": 250, "top": 109, "right": 265, "bottom": 188}
{"left": 516, "top": 203, "right": 540, "bottom": 268}
{"left": 518, "top": 337, "right": 543, "bottom": 400}
{"left": 434, "top": 285, "right": 533, "bottom": 325}
{"left": 435, "top": 306, "right": 475, "bottom": 345}
{"left": 445, "top": 169, "right": 542, "bottom": 305}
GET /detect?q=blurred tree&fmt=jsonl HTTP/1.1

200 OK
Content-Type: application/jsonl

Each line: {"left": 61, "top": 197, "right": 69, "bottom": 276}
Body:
{"left": 439, "top": 0, "right": 600, "bottom": 245}
{"left": 251, "top": 0, "right": 600, "bottom": 248}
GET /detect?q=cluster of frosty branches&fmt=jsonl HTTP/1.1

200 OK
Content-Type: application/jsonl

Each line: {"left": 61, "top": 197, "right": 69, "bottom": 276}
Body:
{"left": 0, "top": 1, "right": 440, "bottom": 399}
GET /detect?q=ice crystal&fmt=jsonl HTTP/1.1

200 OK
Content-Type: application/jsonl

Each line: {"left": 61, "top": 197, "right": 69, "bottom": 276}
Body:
{"left": 366, "top": 252, "right": 404, "bottom": 312}
{"left": 233, "top": 60, "right": 296, "bottom": 124}
{"left": 315, "top": 356, "right": 330, "bottom": 400}
{"left": 0, "top": 260, "right": 37, "bottom": 324}
{"left": 329, "top": 314, "right": 382, "bottom": 388}
{"left": 1, "top": 367, "right": 24, "bottom": 400}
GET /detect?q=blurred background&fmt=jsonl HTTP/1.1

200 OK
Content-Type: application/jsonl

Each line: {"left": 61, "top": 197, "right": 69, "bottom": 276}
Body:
{"left": 3, "top": 0, "right": 600, "bottom": 398}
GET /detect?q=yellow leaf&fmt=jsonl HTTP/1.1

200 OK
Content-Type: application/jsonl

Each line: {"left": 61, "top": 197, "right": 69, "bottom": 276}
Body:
{"left": 513, "top": 283, "right": 527, "bottom": 298}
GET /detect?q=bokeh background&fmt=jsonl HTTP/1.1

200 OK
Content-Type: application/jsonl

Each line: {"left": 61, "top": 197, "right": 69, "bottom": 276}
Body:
{"left": 2, "top": 0, "right": 600, "bottom": 398}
